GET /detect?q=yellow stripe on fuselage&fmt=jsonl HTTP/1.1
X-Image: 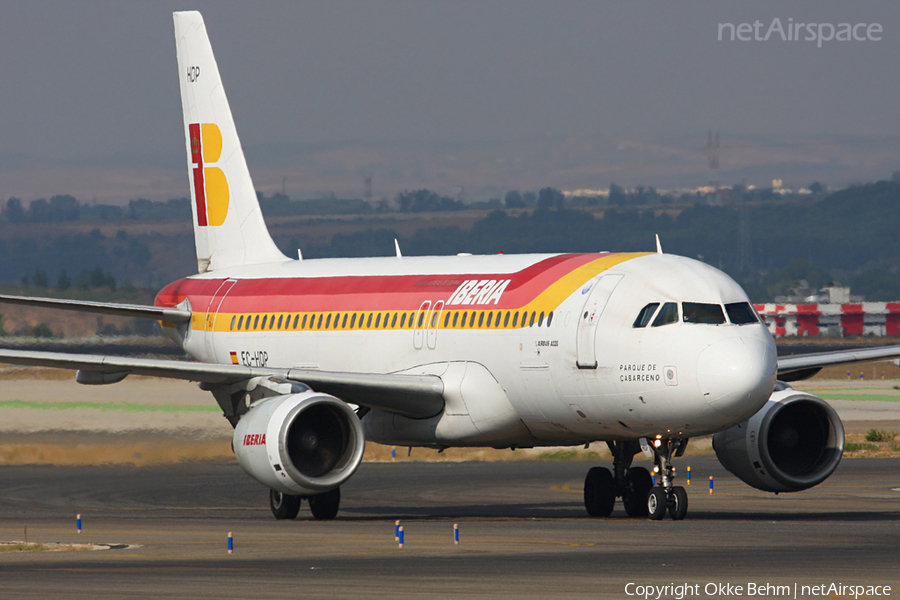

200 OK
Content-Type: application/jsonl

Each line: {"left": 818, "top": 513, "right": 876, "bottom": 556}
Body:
{"left": 182, "top": 252, "right": 650, "bottom": 333}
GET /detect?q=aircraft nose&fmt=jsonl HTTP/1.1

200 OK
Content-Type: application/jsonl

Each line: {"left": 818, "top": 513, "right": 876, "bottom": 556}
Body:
{"left": 697, "top": 336, "right": 776, "bottom": 420}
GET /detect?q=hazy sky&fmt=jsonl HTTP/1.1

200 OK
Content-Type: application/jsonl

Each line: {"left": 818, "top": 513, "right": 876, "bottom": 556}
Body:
{"left": 1, "top": 1, "right": 899, "bottom": 202}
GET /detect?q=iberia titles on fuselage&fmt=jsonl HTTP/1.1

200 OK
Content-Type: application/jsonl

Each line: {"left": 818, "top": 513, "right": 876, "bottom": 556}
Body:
{"left": 155, "top": 249, "right": 777, "bottom": 443}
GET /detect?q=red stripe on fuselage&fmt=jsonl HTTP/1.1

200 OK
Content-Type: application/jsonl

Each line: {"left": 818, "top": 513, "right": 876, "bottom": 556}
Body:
{"left": 154, "top": 253, "right": 604, "bottom": 313}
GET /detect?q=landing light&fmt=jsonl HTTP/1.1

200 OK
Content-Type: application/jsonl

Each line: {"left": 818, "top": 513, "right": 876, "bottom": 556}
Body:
{"left": 653, "top": 439, "right": 662, "bottom": 448}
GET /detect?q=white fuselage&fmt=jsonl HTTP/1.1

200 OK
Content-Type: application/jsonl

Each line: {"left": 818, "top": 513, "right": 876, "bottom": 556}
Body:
{"left": 160, "top": 252, "right": 777, "bottom": 447}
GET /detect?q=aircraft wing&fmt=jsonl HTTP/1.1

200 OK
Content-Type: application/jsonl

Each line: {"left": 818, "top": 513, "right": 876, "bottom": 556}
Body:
{"left": 0, "top": 294, "right": 191, "bottom": 323}
{"left": 0, "top": 349, "right": 444, "bottom": 419}
{"left": 777, "top": 344, "right": 900, "bottom": 381}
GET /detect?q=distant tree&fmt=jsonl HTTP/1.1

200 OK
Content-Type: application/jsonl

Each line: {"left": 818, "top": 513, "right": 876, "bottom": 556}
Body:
{"left": 56, "top": 270, "right": 71, "bottom": 291}
{"left": 32, "top": 268, "right": 48, "bottom": 288}
{"left": 852, "top": 267, "right": 900, "bottom": 301}
{"left": 537, "top": 187, "right": 565, "bottom": 209}
{"left": 49, "top": 195, "right": 80, "bottom": 221}
{"left": 396, "top": 189, "right": 463, "bottom": 213}
{"left": 20, "top": 322, "right": 56, "bottom": 338}
{"left": 808, "top": 181, "right": 824, "bottom": 194}
{"left": 75, "top": 267, "right": 116, "bottom": 291}
{"left": 504, "top": 191, "right": 525, "bottom": 208}
{"left": 891, "top": 171, "right": 900, "bottom": 182}
{"left": 127, "top": 198, "right": 154, "bottom": 220}
{"left": 608, "top": 184, "right": 626, "bottom": 206}
{"left": 28, "top": 199, "right": 52, "bottom": 222}
{"left": 2, "top": 198, "right": 25, "bottom": 223}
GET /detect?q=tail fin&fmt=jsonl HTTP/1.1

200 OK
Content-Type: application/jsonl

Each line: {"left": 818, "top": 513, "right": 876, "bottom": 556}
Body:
{"left": 173, "top": 11, "right": 287, "bottom": 273}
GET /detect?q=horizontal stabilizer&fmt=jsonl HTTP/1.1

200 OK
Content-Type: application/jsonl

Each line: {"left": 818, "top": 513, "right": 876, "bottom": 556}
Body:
{"left": 0, "top": 294, "right": 191, "bottom": 323}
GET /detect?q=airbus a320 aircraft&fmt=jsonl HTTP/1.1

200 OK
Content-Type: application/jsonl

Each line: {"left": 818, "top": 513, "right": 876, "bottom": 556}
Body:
{"left": 2, "top": 11, "right": 899, "bottom": 521}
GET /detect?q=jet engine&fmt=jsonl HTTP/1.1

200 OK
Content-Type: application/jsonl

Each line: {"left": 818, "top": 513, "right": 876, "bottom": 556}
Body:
{"left": 233, "top": 390, "right": 365, "bottom": 496}
{"left": 712, "top": 383, "right": 844, "bottom": 493}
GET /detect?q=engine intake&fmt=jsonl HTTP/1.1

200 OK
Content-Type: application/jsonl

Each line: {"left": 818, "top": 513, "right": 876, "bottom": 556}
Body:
{"left": 712, "top": 384, "right": 844, "bottom": 493}
{"left": 233, "top": 391, "right": 365, "bottom": 495}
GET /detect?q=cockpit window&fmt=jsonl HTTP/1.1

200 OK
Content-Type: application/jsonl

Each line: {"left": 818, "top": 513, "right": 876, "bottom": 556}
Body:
{"left": 651, "top": 302, "right": 678, "bottom": 327}
{"left": 682, "top": 302, "right": 726, "bottom": 324}
{"left": 725, "top": 302, "right": 759, "bottom": 325}
{"left": 633, "top": 303, "right": 660, "bottom": 328}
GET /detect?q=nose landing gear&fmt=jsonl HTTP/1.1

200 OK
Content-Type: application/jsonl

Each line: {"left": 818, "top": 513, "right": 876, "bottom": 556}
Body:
{"left": 645, "top": 437, "right": 689, "bottom": 521}
{"left": 583, "top": 438, "right": 689, "bottom": 520}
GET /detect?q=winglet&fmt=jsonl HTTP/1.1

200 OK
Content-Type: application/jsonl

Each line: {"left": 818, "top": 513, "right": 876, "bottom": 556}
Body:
{"left": 655, "top": 234, "right": 663, "bottom": 254}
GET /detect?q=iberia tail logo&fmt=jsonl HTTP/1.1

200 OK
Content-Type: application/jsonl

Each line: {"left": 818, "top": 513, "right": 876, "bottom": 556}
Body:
{"left": 189, "top": 123, "right": 229, "bottom": 227}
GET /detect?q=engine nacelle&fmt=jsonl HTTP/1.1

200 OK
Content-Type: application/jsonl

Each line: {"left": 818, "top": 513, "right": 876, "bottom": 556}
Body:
{"left": 712, "top": 384, "right": 844, "bottom": 493}
{"left": 233, "top": 390, "right": 365, "bottom": 496}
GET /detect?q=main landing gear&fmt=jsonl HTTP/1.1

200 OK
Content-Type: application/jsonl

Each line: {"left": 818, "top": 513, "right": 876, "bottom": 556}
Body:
{"left": 583, "top": 438, "right": 689, "bottom": 521}
{"left": 270, "top": 487, "right": 341, "bottom": 521}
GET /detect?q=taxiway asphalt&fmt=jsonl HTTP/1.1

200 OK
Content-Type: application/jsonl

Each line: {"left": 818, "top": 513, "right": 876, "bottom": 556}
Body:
{"left": 1, "top": 456, "right": 898, "bottom": 599}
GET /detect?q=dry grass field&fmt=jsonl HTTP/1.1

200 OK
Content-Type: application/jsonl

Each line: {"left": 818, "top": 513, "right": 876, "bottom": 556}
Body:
{"left": 1, "top": 358, "right": 898, "bottom": 466}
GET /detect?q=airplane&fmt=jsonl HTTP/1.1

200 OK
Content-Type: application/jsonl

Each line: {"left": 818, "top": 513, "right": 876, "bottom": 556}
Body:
{"left": 2, "top": 10, "right": 899, "bottom": 521}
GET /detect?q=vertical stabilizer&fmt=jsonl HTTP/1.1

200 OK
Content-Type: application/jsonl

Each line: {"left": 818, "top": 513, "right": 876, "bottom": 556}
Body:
{"left": 173, "top": 11, "right": 288, "bottom": 273}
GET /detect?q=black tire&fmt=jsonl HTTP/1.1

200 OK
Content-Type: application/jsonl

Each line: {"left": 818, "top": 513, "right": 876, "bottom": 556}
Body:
{"left": 669, "top": 486, "right": 688, "bottom": 521}
{"left": 308, "top": 487, "right": 341, "bottom": 520}
{"left": 270, "top": 489, "right": 301, "bottom": 520}
{"left": 583, "top": 467, "right": 616, "bottom": 517}
{"left": 622, "top": 467, "right": 652, "bottom": 517}
{"left": 647, "top": 487, "right": 666, "bottom": 520}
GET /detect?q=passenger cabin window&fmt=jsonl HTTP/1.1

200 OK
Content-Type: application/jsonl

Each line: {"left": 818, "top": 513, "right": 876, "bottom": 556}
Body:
{"left": 547, "top": 311, "right": 554, "bottom": 327}
{"left": 682, "top": 302, "right": 726, "bottom": 325}
{"left": 400, "top": 313, "right": 407, "bottom": 328}
{"left": 651, "top": 303, "right": 678, "bottom": 327}
{"left": 237, "top": 316, "right": 243, "bottom": 330}
{"left": 725, "top": 302, "right": 759, "bottom": 325}
{"left": 633, "top": 303, "right": 660, "bottom": 328}
{"left": 504, "top": 312, "right": 511, "bottom": 327}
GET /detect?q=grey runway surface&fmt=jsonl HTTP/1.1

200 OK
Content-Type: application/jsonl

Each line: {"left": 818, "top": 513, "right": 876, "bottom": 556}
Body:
{"left": 1, "top": 456, "right": 899, "bottom": 599}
